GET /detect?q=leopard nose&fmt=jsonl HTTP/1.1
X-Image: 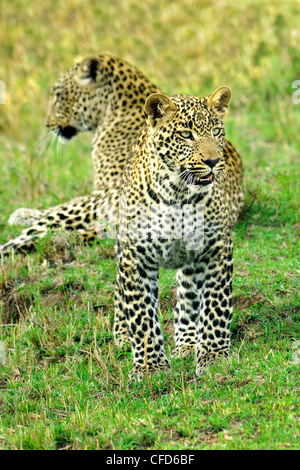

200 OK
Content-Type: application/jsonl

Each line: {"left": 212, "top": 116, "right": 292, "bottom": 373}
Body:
{"left": 204, "top": 157, "right": 220, "bottom": 168}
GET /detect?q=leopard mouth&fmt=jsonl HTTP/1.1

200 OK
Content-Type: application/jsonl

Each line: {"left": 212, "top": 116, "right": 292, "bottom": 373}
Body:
{"left": 180, "top": 166, "right": 213, "bottom": 186}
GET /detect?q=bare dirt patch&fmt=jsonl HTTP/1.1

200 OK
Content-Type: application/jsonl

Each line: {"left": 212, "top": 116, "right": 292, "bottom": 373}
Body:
{"left": 0, "top": 281, "right": 33, "bottom": 323}
{"left": 233, "top": 287, "right": 270, "bottom": 312}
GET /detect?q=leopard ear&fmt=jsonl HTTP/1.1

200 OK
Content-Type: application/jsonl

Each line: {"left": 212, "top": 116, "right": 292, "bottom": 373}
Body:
{"left": 75, "top": 57, "right": 101, "bottom": 86}
{"left": 207, "top": 86, "right": 232, "bottom": 119}
{"left": 145, "top": 93, "right": 177, "bottom": 127}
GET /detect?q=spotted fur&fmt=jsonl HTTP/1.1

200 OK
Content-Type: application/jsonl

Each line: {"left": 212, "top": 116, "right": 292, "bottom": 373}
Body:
{"left": 114, "top": 89, "right": 238, "bottom": 379}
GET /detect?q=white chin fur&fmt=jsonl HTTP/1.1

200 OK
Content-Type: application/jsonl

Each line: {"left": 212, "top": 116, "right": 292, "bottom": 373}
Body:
{"left": 187, "top": 181, "right": 214, "bottom": 193}
{"left": 58, "top": 135, "right": 71, "bottom": 144}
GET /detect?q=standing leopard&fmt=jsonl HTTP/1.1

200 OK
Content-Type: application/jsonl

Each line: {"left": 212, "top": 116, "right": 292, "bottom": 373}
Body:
{"left": 114, "top": 88, "right": 236, "bottom": 379}
{"left": 0, "top": 55, "right": 243, "bottom": 255}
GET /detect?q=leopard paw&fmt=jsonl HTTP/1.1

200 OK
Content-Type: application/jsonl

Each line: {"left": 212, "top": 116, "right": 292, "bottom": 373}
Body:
{"left": 196, "top": 347, "right": 230, "bottom": 376}
{"left": 8, "top": 208, "right": 43, "bottom": 226}
{"left": 129, "top": 360, "right": 171, "bottom": 381}
{"left": 113, "top": 330, "right": 130, "bottom": 350}
{"left": 172, "top": 344, "right": 196, "bottom": 358}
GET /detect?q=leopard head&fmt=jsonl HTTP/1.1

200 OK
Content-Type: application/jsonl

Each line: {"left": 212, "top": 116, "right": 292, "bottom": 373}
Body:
{"left": 46, "top": 56, "right": 108, "bottom": 142}
{"left": 144, "top": 87, "right": 231, "bottom": 192}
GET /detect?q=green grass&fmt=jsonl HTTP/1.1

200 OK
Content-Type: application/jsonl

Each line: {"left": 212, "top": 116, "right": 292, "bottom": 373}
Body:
{"left": 0, "top": 0, "right": 300, "bottom": 450}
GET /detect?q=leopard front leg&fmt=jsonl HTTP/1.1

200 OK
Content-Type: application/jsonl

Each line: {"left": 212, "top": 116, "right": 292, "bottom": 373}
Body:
{"left": 172, "top": 266, "right": 200, "bottom": 358}
{"left": 195, "top": 239, "right": 233, "bottom": 375}
{"left": 172, "top": 239, "right": 233, "bottom": 375}
{"left": 113, "top": 284, "right": 130, "bottom": 349}
{"left": 115, "top": 243, "right": 170, "bottom": 380}
{"left": 1, "top": 189, "right": 119, "bottom": 255}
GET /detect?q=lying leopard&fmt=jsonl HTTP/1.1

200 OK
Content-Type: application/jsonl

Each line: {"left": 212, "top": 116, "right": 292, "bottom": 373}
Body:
{"left": 1, "top": 55, "right": 243, "bottom": 255}
{"left": 114, "top": 88, "right": 236, "bottom": 379}
{"left": 1, "top": 55, "right": 159, "bottom": 253}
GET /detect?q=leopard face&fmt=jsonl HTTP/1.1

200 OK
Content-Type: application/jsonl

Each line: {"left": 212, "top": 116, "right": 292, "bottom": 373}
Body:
{"left": 143, "top": 87, "right": 231, "bottom": 194}
{"left": 46, "top": 76, "right": 85, "bottom": 142}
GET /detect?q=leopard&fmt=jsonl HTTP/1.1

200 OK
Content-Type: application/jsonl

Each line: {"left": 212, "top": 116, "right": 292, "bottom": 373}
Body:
{"left": 114, "top": 87, "right": 238, "bottom": 380}
{"left": 0, "top": 54, "right": 243, "bottom": 256}
{"left": 1, "top": 54, "right": 160, "bottom": 253}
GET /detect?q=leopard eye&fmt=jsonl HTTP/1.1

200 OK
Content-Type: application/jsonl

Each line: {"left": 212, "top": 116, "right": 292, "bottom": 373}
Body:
{"left": 211, "top": 127, "right": 222, "bottom": 137}
{"left": 53, "top": 92, "right": 61, "bottom": 105}
{"left": 178, "top": 130, "right": 194, "bottom": 140}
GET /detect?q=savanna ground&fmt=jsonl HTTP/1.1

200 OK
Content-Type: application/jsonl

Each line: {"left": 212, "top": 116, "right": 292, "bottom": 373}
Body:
{"left": 0, "top": 0, "right": 299, "bottom": 450}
